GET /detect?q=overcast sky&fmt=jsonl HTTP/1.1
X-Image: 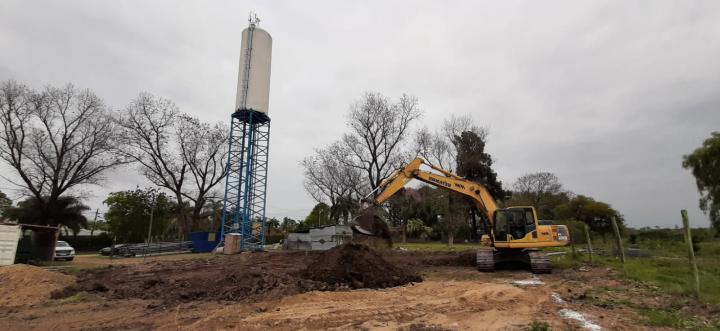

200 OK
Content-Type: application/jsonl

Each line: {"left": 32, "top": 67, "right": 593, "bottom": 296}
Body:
{"left": 1, "top": 1, "right": 719, "bottom": 227}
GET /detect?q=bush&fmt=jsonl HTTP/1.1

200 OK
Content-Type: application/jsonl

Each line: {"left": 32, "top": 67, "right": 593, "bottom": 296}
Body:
{"left": 265, "top": 234, "right": 285, "bottom": 245}
{"left": 554, "top": 219, "right": 587, "bottom": 244}
{"left": 525, "top": 321, "right": 550, "bottom": 331}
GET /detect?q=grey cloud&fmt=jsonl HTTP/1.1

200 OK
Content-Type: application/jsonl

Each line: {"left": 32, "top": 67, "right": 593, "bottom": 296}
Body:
{"left": 1, "top": 0, "right": 718, "bottom": 226}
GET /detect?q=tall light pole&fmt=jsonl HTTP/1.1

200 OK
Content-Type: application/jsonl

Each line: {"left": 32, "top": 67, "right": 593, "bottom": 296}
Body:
{"left": 144, "top": 189, "right": 158, "bottom": 260}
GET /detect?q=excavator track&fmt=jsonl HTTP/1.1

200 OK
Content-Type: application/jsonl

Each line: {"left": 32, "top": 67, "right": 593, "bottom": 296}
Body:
{"left": 476, "top": 249, "right": 495, "bottom": 272}
{"left": 528, "top": 250, "right": 551, "bottom": 274}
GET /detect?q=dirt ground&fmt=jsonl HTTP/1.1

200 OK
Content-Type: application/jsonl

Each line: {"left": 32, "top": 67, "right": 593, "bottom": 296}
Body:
{"left": 0, "top": 246, "right": 716, "bottom": 330}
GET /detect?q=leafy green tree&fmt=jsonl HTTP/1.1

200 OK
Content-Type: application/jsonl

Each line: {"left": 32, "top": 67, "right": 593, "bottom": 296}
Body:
{"left": 266, "top": 218, "right": 280, "bottom": 229}
{"left": 554, "top": 194, "right": 625, "bottom": 241}
{"left": 104, "top": 188, "right": 176, "bottom": 243}
{"left": 386, "top": 188, "right": 420, "bottom": 243}
{"left": 406, "top": 218, "right": 433, "bottom": 240}
{"left": 413, "top": 186, "right": 467, "bottom": 246}
{"left": 304, "top": 203, "right": 331, "bottom": 228}
{"left": 454, "top": 131, "right": 506, "bottom": 199}
{"left": 442, "top": 193, "right": 471, "bottom": 247}
{"left": 281, "top": 217, "right": 298, "bottom": 232}
{"left": 3, "top": 196, "right": 89, "bottom": 260}
{"left": 454, "top": 130, "right": 506, "bottom": 239}
{"left": 683, "top": 132, "right": 720, "bottom": 234}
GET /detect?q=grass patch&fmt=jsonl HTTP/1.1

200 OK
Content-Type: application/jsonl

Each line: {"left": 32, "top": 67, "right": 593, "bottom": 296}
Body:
{"left": 395, "top": 242, "right": 480, "bottom": 251}
{"left": 51, "top": 291, "right": 96, "bottom": 305}
{"left": 549, "top": 252, "right": 586, "bottom": 269}
{"left": 637, "top": 308, "right": 701, "bottom": 329}
{"left": 597, "top": 255, "right": 720, "bottom": 304}
{"left": 525, "top": 321, "right": 550, "bottom": 331}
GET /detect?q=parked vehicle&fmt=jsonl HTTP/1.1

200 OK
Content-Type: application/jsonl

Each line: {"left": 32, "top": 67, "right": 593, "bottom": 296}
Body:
{"left": 99, "top": 244, "right": 129, "bottom": 256}
{"left": 54, "top": 241, "right": 75, "bottom": 261}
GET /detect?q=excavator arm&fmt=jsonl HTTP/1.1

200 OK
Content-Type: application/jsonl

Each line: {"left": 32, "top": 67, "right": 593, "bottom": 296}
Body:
{"left": 350, "top": 157, "right": 570, "bottom": 273}
{"left": 371, "top": 157, "right": 499, "bottom": 223}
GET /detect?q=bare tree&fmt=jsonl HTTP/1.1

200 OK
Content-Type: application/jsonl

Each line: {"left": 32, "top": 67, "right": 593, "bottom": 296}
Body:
{"left": 413, "top": 126, "right": 453, "bottom": 170}
{"left": 342, "top": 92, "right": 422, "bottom": 192}
{"left": 302, "top": 142, "right": 365, "bottom": 223}
{"left": 442, "top": 114, "right": 488, "bottom": 171}
{"left": 0, "top": 80, "right": 124, "bottom": 258}
{"left": 414, "top": 114, "right": 487, "bottom": 172}
{"left": 116, "top": 93, "right": 189, "bottom": 232}
{"left": 442, "top": 114, "right": 487, "bottom": 144}
{"left": 511, "top": 172, "right": 564, "bottom": 217}
{"left": 177, "top": 115, "right": 229, "bottom": 229}
{"left": 0, "top": 80, "right": 124, "bottom": 205}
{"left": 117, "top": 93, "right": 228, "bottom": 233}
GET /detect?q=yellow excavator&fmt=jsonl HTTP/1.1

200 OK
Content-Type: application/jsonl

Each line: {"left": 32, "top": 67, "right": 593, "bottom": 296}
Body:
{"left": 350, "top": 157, "right": 570, "bottom": 273}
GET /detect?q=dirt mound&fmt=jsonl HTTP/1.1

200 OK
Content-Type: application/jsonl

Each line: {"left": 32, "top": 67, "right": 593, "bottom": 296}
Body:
{"left": 0, "top": 264, "right": 75, "bottom": 307}
{"left": 52, "top": 248, "right": 477, "bottom": 306}
{"left": 299, "top": 243, "right": 421, "bottom": 289}
{"left": 54, "top": 253, "right": 332, "bottom": 305}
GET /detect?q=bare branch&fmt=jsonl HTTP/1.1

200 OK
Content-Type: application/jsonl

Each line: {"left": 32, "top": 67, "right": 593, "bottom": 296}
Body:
{"left": 0, "top": 80, "right": 125, "bottom": 207}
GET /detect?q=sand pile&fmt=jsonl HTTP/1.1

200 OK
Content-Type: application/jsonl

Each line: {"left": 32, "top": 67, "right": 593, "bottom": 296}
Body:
{"left": 300, "top": 243, "right": 421, "bottom": 289}
{"left": 0, "top": 264, "right": 75, "bottom": 307}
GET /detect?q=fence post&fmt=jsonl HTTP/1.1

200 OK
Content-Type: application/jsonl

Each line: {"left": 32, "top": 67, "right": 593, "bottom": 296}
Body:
{"left": 584, "top": 224, "right": 593, "bottom": 263}
{"left": 611, "top": 217, "right": 626, "bottom": 263}
{"left": 681, "top": 210, "right": 700, "bottom": 299}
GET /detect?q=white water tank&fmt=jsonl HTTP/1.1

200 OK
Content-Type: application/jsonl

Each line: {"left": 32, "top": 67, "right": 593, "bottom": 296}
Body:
{"left": 235, "top": 25, "right": 272, "bottom": 114}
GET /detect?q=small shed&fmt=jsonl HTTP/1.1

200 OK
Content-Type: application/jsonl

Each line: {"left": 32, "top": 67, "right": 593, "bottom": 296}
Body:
{"left": 0, "top": 224, "right": 21, "bottom": 266}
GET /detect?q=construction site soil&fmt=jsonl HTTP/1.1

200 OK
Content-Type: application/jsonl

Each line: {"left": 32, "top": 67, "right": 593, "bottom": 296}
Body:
{"left": 53, "top": 244, "right": 469, "bottom": 305}
{"left": 3, "top": 246, "right": 718, "bottom": 330}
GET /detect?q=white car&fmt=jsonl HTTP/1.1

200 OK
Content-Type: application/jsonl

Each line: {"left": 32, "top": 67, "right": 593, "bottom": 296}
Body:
{"left": 54, "top": 241, "right": 75, "bottom": 261}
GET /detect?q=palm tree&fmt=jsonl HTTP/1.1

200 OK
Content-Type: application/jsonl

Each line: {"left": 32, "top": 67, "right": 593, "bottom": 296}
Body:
{"left": 3, "top": 196, "right": 89, "bottom": 261}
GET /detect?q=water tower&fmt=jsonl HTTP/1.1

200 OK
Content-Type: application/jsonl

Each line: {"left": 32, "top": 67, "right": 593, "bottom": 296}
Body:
{"left": 220, "top": 14, "right": 272, "bottom": 251}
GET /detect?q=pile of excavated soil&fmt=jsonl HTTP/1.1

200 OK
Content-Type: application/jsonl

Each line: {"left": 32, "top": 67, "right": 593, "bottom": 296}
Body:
{"left": 299, "top": 243, "right": 421, "bottom": 289}
{"left": 52, "top": 247, "right": 469, "bottom": 306}
{"left": 53, "top": 252, "right": 330, "bottom": 304}
{"left": 0, "top": 264, "right": 75, "bottom": 307}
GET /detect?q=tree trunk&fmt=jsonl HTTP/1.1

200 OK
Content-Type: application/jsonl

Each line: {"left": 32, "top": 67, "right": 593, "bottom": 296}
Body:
{"left": 470, "top": 209, "right": 479, "bottom": 242}
{"left": 402, "top": 220, "right": 407, "bottom": 244}
{"left": 175, "top": 193, "right": 189, "bottom": 236}
{"left": 448, "top": 232, "right": 454, "bottom": 248}
{"left": 191, "top": 197, "right": 206, "bottom": 232}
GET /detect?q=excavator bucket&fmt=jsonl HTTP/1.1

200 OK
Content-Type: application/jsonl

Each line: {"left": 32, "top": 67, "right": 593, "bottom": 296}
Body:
{"left": 350, "top": 209, "right": 393, "bottom": 248}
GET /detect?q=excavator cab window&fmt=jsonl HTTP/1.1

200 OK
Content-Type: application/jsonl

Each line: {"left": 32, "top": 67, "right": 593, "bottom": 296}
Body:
{"left": 494, "top": 212, "right": 508, "bottom": 241}
{"left": 525, "top": 209, "right": 536, "bottom": 233}
{"left": 494, "top": 208, "right": 534, "bottom": 241}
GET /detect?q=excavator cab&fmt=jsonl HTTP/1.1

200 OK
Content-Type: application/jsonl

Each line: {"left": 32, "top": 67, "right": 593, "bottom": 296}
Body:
{"left": 490, "top": 206, "right": 570, "bottom": 248}
{"left": 493, "top": 207, "right": 536, "bottom": 242}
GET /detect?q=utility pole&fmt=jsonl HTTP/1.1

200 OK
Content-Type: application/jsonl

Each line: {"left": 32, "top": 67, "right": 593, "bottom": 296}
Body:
{"left": 90, "top": 208, "right": 99, "bottom": 237}
{"left": 144, "top": 191, "right": 158, "bottom": 261}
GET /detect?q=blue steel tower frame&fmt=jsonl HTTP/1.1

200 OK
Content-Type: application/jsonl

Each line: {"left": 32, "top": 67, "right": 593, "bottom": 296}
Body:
{"left": 219, "top": 109, "right": 270, "bottom": 251}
